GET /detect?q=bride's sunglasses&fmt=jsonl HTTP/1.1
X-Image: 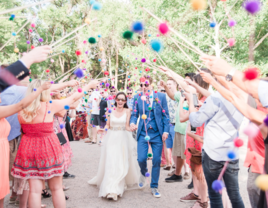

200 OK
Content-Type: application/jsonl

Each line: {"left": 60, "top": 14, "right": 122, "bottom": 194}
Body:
{"left": 116, "top": 98, "right": 126, "bottom": 102}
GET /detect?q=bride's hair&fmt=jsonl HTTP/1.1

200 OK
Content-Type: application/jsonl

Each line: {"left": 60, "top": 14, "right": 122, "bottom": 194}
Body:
{"left": 114, "top": 92, "right": 128, "bottom": 109}
{"left": 20, "top": 79, "right": 51, "bottom": 122}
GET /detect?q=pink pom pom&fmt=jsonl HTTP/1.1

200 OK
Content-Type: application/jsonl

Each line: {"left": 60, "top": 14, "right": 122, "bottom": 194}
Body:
{"left": 29, "top": 29, "right": 33, "bottom": 33}
{"left": 83, "top": 40, "right": 87, "bottom": 44}
{"left": 158, "top": 23, "right": 169, "bottom": 35}
{"left": 141, "top": 38, "right": 146, "bottom": 44}
{"left": 31, "top": 23, "right": 35, "bottom": 28}
{"left": 228, "top": 38, "right": 235, "bottom": 47}
{"left": 162, "top": 110, "right": 165, "bottom": 113}
{"left": 244, "top": 123, "right": 259, "bottom": 138}
{"left": 78, "top": 88, "right": 82, "bottom": 93}
{"left": 156, "top": 34, "right": 160, "bottom": 37}
{"left": 234, "top": 137, "right": 244, "bottom": 147}
{"left": 244, "top": 67, "right": 259, "bottom": 80}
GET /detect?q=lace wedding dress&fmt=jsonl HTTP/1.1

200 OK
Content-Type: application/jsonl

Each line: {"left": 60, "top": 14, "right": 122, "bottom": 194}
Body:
{"left": 88, "top": 112, "right": 140, "bottom": 197}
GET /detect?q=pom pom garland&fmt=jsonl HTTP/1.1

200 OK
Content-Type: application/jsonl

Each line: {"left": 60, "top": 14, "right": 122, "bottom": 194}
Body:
{"left": 88, "top": 37, "right": 97, "bottom": 44}
{"left": 150, "top": 39, "right": 163, "bottom": 52}
{"left": 227, "top": 150, "right": 236, "bottom": 160}
{"left": 158, "top": 22, "right": 169, "bottom": 35}
{"left": 191, "top": 0, "right": 207, "bottom": 11}
{"left": 228, "top": 20, "right": 236, "bottom": 27}
{"left": 244, "top": 67, "right": 259, "bottom": 80}
{"left": 255, "top": 175, "right": 268, "bottom": 191}
{"left": 92, "top": 2, "right": 102, "bottom": 10}
{"left": 74, "top": 68, "right": 84, "bottom": 78}
{"left": 234, "top": 138, "right": 244, "bottom": 147}
{"left": 212, "top": 180, "right": 224, "bottom": 192}
{"left": 243, "top": 0, "right": 261, "bottom": 15}
{"left": 132, "top": 21, "right": 144, "bottom": 33}
{"left": 227, "top": 38, "right": 235, "bottom": 47}
{"left": 145, "top": 136, "right": 150, "bottom": 141}
{"left": 210, "top": 22, "right": 216, "bottom": 28}
{"left": 123, "top": 31, "right": 134, "bottom": 40}
{"left": 244, "top": 122, "right": 259, "bottom": 138}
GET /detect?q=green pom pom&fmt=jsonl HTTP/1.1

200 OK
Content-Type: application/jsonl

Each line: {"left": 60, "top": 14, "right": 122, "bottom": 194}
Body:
{"left": 9, "top": 17, "right": 14, "bottom": 21}
{"left": 91, "top": 118, "right": 94, "bottom": 120}
{"left": 85, "top": 99, "right": 88, "bottom": 102}
{"left": 148, "top": 107, "right": 152, "bottom": 110}
{"left": 147, "top": 153, "right": 153, "bottom": 158}
{"left": 88, "top": 37, "right": 96, "bottom": 44}
{"left": 123, "top": 31, "right": 133, "bottom": 40}
{"left": 29, "top": 78, "right": 32, "bottom": 82}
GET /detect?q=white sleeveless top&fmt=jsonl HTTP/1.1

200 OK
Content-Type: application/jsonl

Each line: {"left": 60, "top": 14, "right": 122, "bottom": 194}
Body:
{"left": 110, "top": 113, "right": 126, "bottom": 130}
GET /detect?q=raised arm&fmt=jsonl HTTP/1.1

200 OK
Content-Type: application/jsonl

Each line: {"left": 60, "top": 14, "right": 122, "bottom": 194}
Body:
{"left": 185, "top": 79, "right": 211, "bottom": 98}
{"left": 179, "top": 97, "right": 189, "bottom": 123}
{"left": 0, "top": 82, "right": 51, "bottom": 119}
{"left": 160, "top": 80, "right": 175, "bottom": 101}
{"left": 50, "top": 80, "right": 79, "bottom": 92}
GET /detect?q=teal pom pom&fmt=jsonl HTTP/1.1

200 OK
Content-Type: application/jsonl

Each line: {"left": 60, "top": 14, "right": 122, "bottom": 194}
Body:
{"left": 123, "top": 31, "right": 133, "bottom": 40}
{"left": 145, "top": 136, "right": 150, "bottom": 141}
{"left": 62, "top": 49, "right": 65, "bottom": 53}
{"left": 92, "top": 2, "right": 102, "bottom": 10}
{"left": 88, "top": 37, "right": 97, "bottom": 44}
{"left": 150, "top": 39, "right": 163, "bottom": 52}
{"left": 12, "top": 32, "right": 16, "bottom": 36}
{"left": 89, "top": 0, "right": 95, "bottom": 4}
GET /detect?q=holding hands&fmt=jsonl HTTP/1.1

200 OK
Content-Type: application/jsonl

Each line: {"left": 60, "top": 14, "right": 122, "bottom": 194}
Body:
{"left": 130, "top": 123, "right": 138, "bottom": 131}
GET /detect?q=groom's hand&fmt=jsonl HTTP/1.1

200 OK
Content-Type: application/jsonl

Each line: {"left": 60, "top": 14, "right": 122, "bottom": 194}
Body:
{"left": 162, "top": 133, "right": 168, "bottom": 142}
{"left": 130, "top": 123, "right": 137, "bottom": 131}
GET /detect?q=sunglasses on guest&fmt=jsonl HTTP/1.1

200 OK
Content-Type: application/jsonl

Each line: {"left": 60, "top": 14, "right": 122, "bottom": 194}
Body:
{"left": 110, "top": 90, "right": 116, "bottom": 93}
{"left": 140, "top": 84, "right": 149, "bottom": 87}
{"left": 161, "top": 90, "right": 166, "bottom": 93}
{"left": 100, "top": 92, "right": 104, "bottom": 94}
{"left": 127, "top": 93, "right": 132, "bottom": 95}
{"left": 116, "top": 98, "right": 126, "bottom": 102}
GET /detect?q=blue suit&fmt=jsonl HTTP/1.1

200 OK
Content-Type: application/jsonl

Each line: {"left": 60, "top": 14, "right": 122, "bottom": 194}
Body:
{"left": 130, "top": 92, "right": 170, "bottom": 188}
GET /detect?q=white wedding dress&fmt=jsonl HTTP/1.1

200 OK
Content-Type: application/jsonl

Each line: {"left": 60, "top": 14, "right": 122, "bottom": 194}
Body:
{"left": 88, "top": 112, "right": 140, "bottom": 197}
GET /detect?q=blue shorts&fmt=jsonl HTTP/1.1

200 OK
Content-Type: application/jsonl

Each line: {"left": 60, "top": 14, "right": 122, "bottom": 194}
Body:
{"left": 165, "top": 124, "right": 175, "bottom": 148}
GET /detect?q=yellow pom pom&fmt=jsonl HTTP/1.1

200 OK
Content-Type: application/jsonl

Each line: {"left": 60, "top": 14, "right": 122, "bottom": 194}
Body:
{"left": 85, "top": 18, "right": 90, "bottom": 24}
{"left": 125, "top": 64, "right": 127, "bottom": 66}
{"left": 81, "top": 79, "right": 86, "bottom": 83}
{"left": 99, "top": 47, "right": 104, "bottom": 51}
{"left": 141, "top": 114, "right": 147, "bottom": 120}
{"left": 191, "top": 0, "right": 207, "bottom": 11}
{"left": 50, "top": 50, "right": 53, "bottom": 54}
{"left": 151, "top": 83, "right": 154, "bottom": 87}
{"left": 90, "top": 110, "right": 93, "bottom": 112}
{"left": 14, "top": 48, "right": 19, "bottom": 53}
{"left": 255, "top": 175, "right": 268, "bottom": 191}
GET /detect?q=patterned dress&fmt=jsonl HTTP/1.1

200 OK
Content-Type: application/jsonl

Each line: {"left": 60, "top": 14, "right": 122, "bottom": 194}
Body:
{"left": 71, "top": 111, "right": 88, "bottom": 141}
{"left": 53, "top": 114, "right": 73, "bottom": 172}
{"left": 11, "top": 104, "right": 64, "bottom": 179}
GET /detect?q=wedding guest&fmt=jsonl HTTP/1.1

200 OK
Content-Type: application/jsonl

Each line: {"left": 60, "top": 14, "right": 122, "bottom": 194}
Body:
{"left": 85, "top": 89, "right": 93, "bottom": 143}
{"left": 107, "top": 86, "right": 117, "bottom": 109}
{"left": 127, "top": 88, "right": 134, "bottom": 111}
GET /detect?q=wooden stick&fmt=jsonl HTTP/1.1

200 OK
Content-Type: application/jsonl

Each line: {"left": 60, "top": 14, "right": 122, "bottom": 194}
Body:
{"left": 53, "top": 64, "right": 82, "bottom": 81}
{"left": 47, "top": 52, "right": 62, "bottom": 59}
{"left": 142, "top": 7, "right": 203, "bottom": 55}
{"left": 172, "top": 38, "right": 202, "bottom": 55}
{"left": 0, "top": 20, "right": 30, "bottom": 51}
{"left": 0, "top": 0, "right": 52, "bottom": 15}
{"left": 52, "top": 35, "right": 77, "bottom": 50}
{"left": 169, "top": 36, "right": 200, "bottom": 71}
{"left": 50, "top": 19, "right": 96, "bottom": 47}
{"left": 155, "top": 53, "right": 167, "bottom": 67}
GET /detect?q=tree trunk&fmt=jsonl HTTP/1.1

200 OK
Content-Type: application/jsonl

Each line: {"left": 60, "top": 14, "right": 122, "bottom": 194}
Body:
{"left": 248, "top": 16, "right": 255, "bottom": 62}
{"left": 109, "top": 57, "right": 115, "bottom": 86}
{"left": 124, "top": 73, "right": 128, "bottom": 91}
{"left": 115, "top": 46, "right": 118, "bottom": 89}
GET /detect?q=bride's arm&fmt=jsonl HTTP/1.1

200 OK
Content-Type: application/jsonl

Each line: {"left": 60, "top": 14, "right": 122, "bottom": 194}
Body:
{"left": 104, "top": 111, "right": 110, "bottom": 130}
{"left": 125, "top": 109, "right": 131, "bottom": 131}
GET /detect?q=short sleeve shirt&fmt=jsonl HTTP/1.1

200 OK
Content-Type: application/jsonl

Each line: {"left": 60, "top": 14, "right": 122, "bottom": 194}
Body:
{"left": 174, "top": 91, "right": 188, "bottom": 134}
{"left": 258, "top": 80, "right": 268, "bottom": 107}
{"left": 89, "top": 91, "right": 101, "bottom": 115}
{"left": 166, "top": 95, "right": 178, "bottom": 123}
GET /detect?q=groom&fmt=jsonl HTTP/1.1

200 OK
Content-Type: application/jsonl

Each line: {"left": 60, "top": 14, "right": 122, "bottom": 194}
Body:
{"left": 130, "top": 75, "right": 170, "bottom": 198}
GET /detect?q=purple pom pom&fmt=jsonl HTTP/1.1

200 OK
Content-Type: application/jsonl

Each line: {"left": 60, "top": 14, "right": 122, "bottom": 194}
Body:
{"left": 145, "top": 172, "right": 150, "bottom": 177}
{"left": 228, "top": 20, "right": 236, "bottom": 27}
{"left": 105, "top": 83, "right": 110, "bottom": 87}
{"left": 212, "top": 180, "right": 224, "bottom": 192}
{"left": 243, "top": 0, "right": 261, "bottom": 15}
{"left": 85, "top": 51, "right": 88, "bottom": 54}
{"left": 26, "top": 40, "right": 30, "bottom": 44}
{"left": 141, "top": 58, "right": 146, "bottom": 63}
{"left": 108, "top": 109, "right": 112, "bottom": 113}
{"left": 39, "top": 38, "right": 43, "bottom": 42}
{"left": 74, "top": 68, "right": 84, "bottom": 78}
{"left": 50, "top": 81, "right": 54, "bottom": 84}
{"left": 264, "top": 115, "right": 268, "bottom": 127}
{"left": 60, "top": 124, "right": 65, "bottom": 129}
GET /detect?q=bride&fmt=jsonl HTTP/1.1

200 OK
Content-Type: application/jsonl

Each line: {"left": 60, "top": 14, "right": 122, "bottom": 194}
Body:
{"left": 88, "top": 92, "right": 140, "bottom": 201}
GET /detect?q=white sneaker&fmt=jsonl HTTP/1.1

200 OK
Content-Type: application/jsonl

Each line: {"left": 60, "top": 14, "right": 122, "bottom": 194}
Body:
{"left": 138, "top": 174, "right": 146, "bottom": 188}
{"left": 107, "top": 193, "right": 118, "bottom": 201}
{"left": 151, "top": 188, "right": 161, "bottom": 198}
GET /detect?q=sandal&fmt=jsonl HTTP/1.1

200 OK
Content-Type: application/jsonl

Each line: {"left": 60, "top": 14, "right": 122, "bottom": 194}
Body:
{"left": 9, "top": 196, "right": 17, "bottom": 204}
{"left": 63, "top": 186, "right": 70, "bottom": 191}
{"left": 42, "top": 189, "right": 52, "bottom": 198}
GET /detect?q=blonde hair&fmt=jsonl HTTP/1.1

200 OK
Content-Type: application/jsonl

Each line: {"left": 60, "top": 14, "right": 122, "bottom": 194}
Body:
{"left": 21, "top": 79, "right": 51, "bottom": 122}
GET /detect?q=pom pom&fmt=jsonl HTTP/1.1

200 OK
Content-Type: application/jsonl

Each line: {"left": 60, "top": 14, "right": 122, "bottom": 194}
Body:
{"left": 98, "top": 34, "right": 101, "bottom": 38}
{"left": 244, "top": 122, "right": 259, "bottom": 138}
{"left": 26, "top": 40, "right": 30, "bottom": 44}
{"left": 158, "top": 22, "right": 169, "bottom": 35}
{"left": 153, "top": 59, "right": 157, "bottom": 62}
{"left": 212, "top": 180, "right": 224, "bottom": 192}
{"left": 74, "top": 68, "right": 84, "bottom": 78}
{"left": 162, "top": 110, "right": 165, "bottom": 113}
{"left": 64, "top": 105, "right": 70, "bottom": 110}
{"left": 31, "top": 23, "right": 36, "bottom": 28}
{"left": 123, "top": 30, "right": 134, "bottom": 40}
{"left": 132, "top": 21, "right": 144, "bottom": 33}
{"left": 255, "top": 175, "right": 268, "bottom": 191}
{"left": 31, "top": 45, "right": 35, "bottom": 49}
{"left": 141, "top": 58, "right": 146, "bottom": 63}
{"left": 78, "top": 88, "right": 82, "bottom": 93}
{"left": 191, "top": 0, "right": 207, "bottom": 11}
{"left": 49, "top": 100, "right": 52, "bottom": 103}
{"left": 210, "top": 22, "right": 216, "bottom": 28}
{"left": 39, "top": 38, "right": 43, "bottom": 42}
{"left": 228, "top": 20, "right": 236, "bottom": 27}
{"left": 89, "top": 0, "right": 95, "bottom": 4}
{"left": 141, "top": 38, "right": 147, "bottom": 44}
{"left": 234, "top": 137, "right": 244, "bottom": 147}
{"left": 142, "top": 114, "right": 147, "bottom": 119}
{"left": 227, "top": 150, "right": 236, "bottom": 159}
{"left": 150, "top": 39, "right": 163, "bottom": 53}
{"left": 104, "top": 71, "right": 109, "bottom": 76}
{"left": 227, "top": 38, "right": 235, "bottom": 47}
{"left": 88, "top": 37, "right": 97, "bottom": 44}
{"left": 244, "top": 67, "right": 259, "bottom": 80}
{"left": 60, "top": 124, "right": 65, "bottom": 129}
{"left": 99, "top": 47, "right": 104, "bottom": 51}
{"left": 105, "top": 83, "right": 110, "bottom": 87}
{"left": 92, "top": 2, "right": 102, "bottom": 10}
{"left": 145, "top": 135, "right": 150, "bottom": 141}
{"left": 33, "top": 88, "right": 37, "bottom": 91}
{"left": 147, "top": 153, "right": 153, "bottom": 157}
{"left": 264, "top": 115, "right": 268, "bottom": 127}
{"left": 12, "top": 32, "right": 16, "bottom": 36}
{"left": 243, "top": 0, "right": 261, "bottom": 15}
{"left": 48, "top": 111, "right": 51, "bottom": 114}
{"left": 14, "top": 48, "right": 19, "bottom": 53}
{"left": 46, "top": 69, "right": 50, "bottom": 73}
{"left": 75, "top": 50, "right": 81, "bottom": 56}
{"left": 145, "top": 172, "right": 150, "bottom": 177}
{"left": 108, "top": 109, "right": 112, "bottom": 113}
{"left": 29, "top": 29, "right": 33, "bottom": 33}
{"left": 11, "top": 14, "right": 15, "bottom": 18}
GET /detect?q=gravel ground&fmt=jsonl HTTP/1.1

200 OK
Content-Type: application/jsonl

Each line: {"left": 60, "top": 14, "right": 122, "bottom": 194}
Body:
{"left": 5, "top": 119, "right": 251, "bottom": 208}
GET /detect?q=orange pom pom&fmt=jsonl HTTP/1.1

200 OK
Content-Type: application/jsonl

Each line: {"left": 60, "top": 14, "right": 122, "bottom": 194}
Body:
{"left": 191, "top": 0, "right": 207, "bottom": 11}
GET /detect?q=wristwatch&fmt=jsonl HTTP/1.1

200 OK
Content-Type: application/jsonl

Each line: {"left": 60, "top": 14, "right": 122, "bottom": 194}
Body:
{"left": 225, "top": 68, "right": 236, "bottom": 82}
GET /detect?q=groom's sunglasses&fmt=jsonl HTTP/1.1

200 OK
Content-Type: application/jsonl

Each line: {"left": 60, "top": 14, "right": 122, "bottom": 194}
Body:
{"left": 140, "top": 84, "right": 149, "bottom": 87}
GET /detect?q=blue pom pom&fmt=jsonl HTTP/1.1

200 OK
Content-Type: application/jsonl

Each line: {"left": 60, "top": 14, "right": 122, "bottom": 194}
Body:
{"left": 98, "top": 34, "right": 101, "bottom": 38}
{"left": 145, "top": 172, "right": 150, "bottom": 177}
{"left": 11, "top": 14, "right": 15, "bottom": 18}
{"left": 48, "top": 111, "right": 51, "bottom": 114}
{"left": 92, "top": 2, "right": 102, "bottom": 10}
{"left": 212, "top": 180, "right": 224, "bottom": 192}
{"left": 49, "top": 100, "right": 52, "bottom": 103}
{"left": 105, "top": 128, "right": 108, "bottom": 131}
{"left": 210, "top": 22, "right": 216, "bottom": 28}
{"left": 64, "top": 105, "right": 70, "bottom": 110}
{"left": 227, "top": 150, "right": 236, "bottom": 159}
{"left": 148, "top": 34, "right": 151, "bottom": 37}
{"left": 145, "top": 136, "right": 150, "bottom": 141}
{"left": 62, "top": 50, "right": 65, "bottom": 53}
{"left": 89, "top": 0, "right": 95, "bottom": 4}
{"left": 108, "top": 109, "right": 112, "bottom": 113}
{"left": 12, "top": 32, "right": 16, "bottom": 36}
{"left": 74, "top": 68, "right": 84, "bottom": 78}
{"left": 98, "top": 59, "right": 101, "bottom": 62}
{"left": 147, "top": 118, "right": 151, "bottom": 121}
{"left": 60, "top": 124, "right": 65, "bottom": 129}
{"left": 33, "top": 88, "right": 37, "bottom": 91}
{"left": 150, "top": 39, "right": 163, "bottom": 52}
{"left": 132, "top": 21, "right": 144, "bottom": 33}
{"left": 105, "top": 119, "right": 107, "bottom": 121}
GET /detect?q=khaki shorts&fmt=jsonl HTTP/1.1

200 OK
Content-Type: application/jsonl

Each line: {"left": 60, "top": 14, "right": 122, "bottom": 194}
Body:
{"left": 172, "top": 132, "right": 186, "bottom": 159}
{"left": 9, "top": 136, "right": 19, "bottom": 181}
